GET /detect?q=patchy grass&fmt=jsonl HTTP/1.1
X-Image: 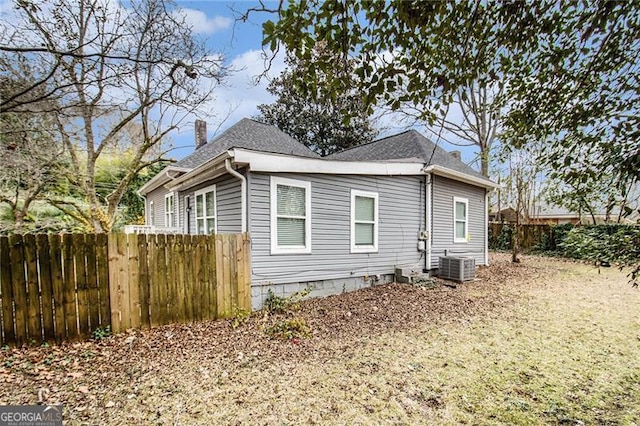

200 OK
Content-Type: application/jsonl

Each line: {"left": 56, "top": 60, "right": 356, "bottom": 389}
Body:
{"left": 0, "top": 253, "right": 638, "bottom": 424}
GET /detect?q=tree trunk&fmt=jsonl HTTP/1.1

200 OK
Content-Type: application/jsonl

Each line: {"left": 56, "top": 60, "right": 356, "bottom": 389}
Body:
{"left": 511, "top": 207, "right": 520, "bottom": 263}
{"left": 480, "top": 147, "right": 490, "bottom": 178}
{"left": 512, "top": 165, "right": 521, "bottom": 263}
{"left": 13, "top": 210, "right": 25, "bottom": 232}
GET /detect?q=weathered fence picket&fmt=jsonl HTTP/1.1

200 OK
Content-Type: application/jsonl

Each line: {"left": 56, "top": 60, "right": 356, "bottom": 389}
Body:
{"left": 0, "top": 232, "right": 251, "bottom": 345}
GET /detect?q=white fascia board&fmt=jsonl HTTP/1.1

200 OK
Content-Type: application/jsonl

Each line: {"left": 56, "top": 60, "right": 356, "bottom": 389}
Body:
{"left": 137, "top": 166, "right": 191, "bottom": 195}
{"left": 424, "top": 165, "right": 500, "bottom": 189}
{"left": 165, "top": 151, "right": 233, "bottom": 191}
{"left": 160, "top": 149, "right": 498, "bottom": 193}
{"left": 232, "top": 149, "right": 425, "bottom": 175}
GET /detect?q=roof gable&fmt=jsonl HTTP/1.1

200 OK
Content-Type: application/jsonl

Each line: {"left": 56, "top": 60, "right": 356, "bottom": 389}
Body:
{"left": 174, "top": 118, "right": 320, "bottom": 169}
{"left": 326, "top": 130, "right": 484, "bottom": 179}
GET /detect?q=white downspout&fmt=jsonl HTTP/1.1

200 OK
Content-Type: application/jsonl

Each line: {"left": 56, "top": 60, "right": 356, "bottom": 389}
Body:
{"left": 485, "top": 190, "right": 489, "bottom": 266}
{"left": 225, "top": 159, "right": 247, "bottom": 233}
{"left": 425, "top": 173, "right": 432, "bottom": 271}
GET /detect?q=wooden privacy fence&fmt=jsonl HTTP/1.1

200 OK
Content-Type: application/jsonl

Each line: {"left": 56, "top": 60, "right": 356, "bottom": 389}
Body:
{"left": 488, "top": 223, "right": 554, "bottom": 250}
{"left": 0, "top": 233, "right": 251, "bottom": 346}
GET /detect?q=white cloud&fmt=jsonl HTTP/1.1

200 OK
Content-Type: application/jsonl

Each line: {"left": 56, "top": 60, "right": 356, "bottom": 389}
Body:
{"left": 205, "top": 48, "right": 287, "bottom": 133}
{"left": 168, "top": 48, "right": 287, "bottom": 158}
{"left": 175, "top": 8, "right": 231, "bottom": 34}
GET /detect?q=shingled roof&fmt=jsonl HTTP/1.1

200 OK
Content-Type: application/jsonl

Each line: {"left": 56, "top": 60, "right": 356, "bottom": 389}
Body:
{"left": 174, "top": 118, "right": 320, "bottom": 169}
{"left": 326, "top": 130, "right": 485, "bottom": 179}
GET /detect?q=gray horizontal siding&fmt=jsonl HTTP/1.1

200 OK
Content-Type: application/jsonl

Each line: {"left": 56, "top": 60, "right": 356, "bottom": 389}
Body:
{"left": 180, "top": 174, "right": 242, "bottom": 234}
{"left": 249, "top": 172, "right": 425, "bottom": 285}
{"left": 431, "top": 175, "right": 487, "bottom": 268}
{"left": 145, "top": 186, "right": 172, "bottom": 227}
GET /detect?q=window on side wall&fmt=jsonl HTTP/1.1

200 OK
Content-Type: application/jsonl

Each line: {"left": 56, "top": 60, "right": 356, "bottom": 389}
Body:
{"left": 454, "top": 197, "right": 468, "bottom": 243}
{"left": 194, "top": 185, "right": 216, "bottom": 234}
{"left": 164, "top": 193, "right": 175, "bottom": 227}
{"left": 270, "top": 176, "right": 311, "bottom": 254}
{"left": 148, "top": 200, "right": 154, "bottom": 225}
{"left": 350, "top": 190, "right": 378, "bottom": 253}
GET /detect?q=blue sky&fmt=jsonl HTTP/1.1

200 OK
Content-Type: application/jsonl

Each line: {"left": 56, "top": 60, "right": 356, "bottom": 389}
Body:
{"left": 170, "top": 1, "right": 480, "bottom": 166}
{"left": 0, "top": 0, "right": 478, "bottom": 166}
{"left": 169, "top": 1, "right": 284, "bottom": 159}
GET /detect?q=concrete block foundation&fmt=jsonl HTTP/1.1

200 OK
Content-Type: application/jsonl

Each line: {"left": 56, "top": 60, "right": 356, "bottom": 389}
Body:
{"left": 251, "top": 274, "right": 395, "bottom": 311}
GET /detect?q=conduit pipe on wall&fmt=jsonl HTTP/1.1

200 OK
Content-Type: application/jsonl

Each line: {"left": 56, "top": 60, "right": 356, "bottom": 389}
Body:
{"left": 225, "top": 159, "right": 247, "bottom": 233}
{"left": 425, "top": 173, "right": 432, "bottom": 272}
{"left": 484, "top": 190, "right": 489, "bottom": 266}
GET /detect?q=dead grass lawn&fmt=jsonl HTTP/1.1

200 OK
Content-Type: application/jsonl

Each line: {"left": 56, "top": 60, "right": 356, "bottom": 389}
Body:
{"left": 1, "top": 253, "right": 639, "bottom": 425}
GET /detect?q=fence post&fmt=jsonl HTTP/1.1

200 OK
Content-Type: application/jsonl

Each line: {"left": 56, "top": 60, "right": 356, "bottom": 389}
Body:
{"left": 95, "top": 234, "right": 110, "bottom": 329}
{"left": 9, "top": 235, "right": 27, "bottom": 346}
{"left": 49, "top": 234, "right": 65, "bottom": 343}
{"left": 208, "top": 234, "right": 217, "bottom": 319}
{"left": 137, "top": 233, "right": 151, "bottom": 329}
{"left": 36, "top": 234, "right": 55, "bottom": 342}
{"left": 0, "top": 236, "right": 15, "bottom": 344}
{"left": 108, "top": 233, "right": 128, "bottom": 333}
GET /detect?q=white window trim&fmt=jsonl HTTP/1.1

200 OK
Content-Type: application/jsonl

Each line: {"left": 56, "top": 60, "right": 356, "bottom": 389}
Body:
{"left": 453, "top": 196, "right": 469, "bottom": 243}
{"left": 148, "top": 200, "right": 154, "bottom": 226}
{"left": 350, "top": 189, "right": 379, "bottom": 253}
{"left": 194, "top": 185, "right": 217, "bottom": 234}
{"left": 270, "top": 176, "right": 312, "bottom": 254}
{"left": 164, "top": 193, "right": 175, "bottom": 227}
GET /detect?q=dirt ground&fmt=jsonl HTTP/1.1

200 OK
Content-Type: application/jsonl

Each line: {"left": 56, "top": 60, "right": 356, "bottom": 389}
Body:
{"left": 1, "top": 253, "right": 638, "bottom": 425}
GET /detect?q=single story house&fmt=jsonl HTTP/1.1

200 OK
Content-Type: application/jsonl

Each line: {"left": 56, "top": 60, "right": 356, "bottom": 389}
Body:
{"left": 528, "top": 203, "right": 637, "bottom": 225}
{"left": 489, "top": 203, "right": 637, "bottom": 225}
{"left": 489, "top": 207, "right": 519, "bottom": 224}
{"left": 138, "top": 118, "right": 498, "bottom": 309}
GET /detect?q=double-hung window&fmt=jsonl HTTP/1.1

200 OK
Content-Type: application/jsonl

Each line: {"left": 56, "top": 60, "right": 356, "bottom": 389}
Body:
{"left": 454, "top": 197, "right": 468, "bottom": 243}
{"left": 164, "top": 193, "right": 175, "bottom": 227}
{"left": 194, "top": 185, "right": 216, "bottom": 234}
{"left": 270, "top": 177, "right": 311, "bottom": 254}
{"left": 148, "top": 200, "right": 154, "bottom": 225}
{"left": 351, "top": 190, "right": 379, "bottom": 253}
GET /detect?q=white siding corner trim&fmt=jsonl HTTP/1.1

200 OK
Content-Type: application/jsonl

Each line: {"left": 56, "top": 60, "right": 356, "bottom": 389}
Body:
{"left": 270, "top": 176, "right": 312, "bottom": 254}
{"left": 350, "top": 189, "right": 379, "bottom": 253}
{"left": 453, "top": 196, "right": 469, "bottom": 243}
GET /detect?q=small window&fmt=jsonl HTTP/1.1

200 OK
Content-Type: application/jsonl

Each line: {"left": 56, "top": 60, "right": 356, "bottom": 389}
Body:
{"left": 270, "top": 177, "right": 311, "bottom": 254}
{"left": 454, "top": 197, "right": 468, "bottom": 243}
{"left": 164, "top": 193, "right": 175, "bottom": 227}
{"left": 351, "top": 190, "right": 379, "bottom": 253}
{"left": 148, "top": 200, "right": 154, "bottom": 225}
{"left": 194, "top": 185, "right": 216, "bottom": 234}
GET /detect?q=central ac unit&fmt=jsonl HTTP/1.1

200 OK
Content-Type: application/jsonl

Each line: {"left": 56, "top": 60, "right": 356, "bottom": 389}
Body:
{"left": 438, "top": 256, "right": 475, "bottom": 282}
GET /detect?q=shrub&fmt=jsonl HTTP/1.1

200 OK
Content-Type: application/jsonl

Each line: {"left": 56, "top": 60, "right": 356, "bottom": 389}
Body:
{"left": 230, "top": 308, "right": 251, "bottom": 329}
{"left": 557, "top": 225, "right": 636, "bottom": 261}
{"left": 549, "top": 223, "right": 575, "bottom": 251}
{"left": 263, "top": 286, "right": 312, "bottom": 314}
{"left": 557, "top": 225, "right": 640, "bottom": 285}
{"left": 557, "top": 227, "right": 609, "bottom": 261}
{"left": 263, "top": 316, "right": 311, "bottom": 341}
{"left": 489, "top": 225, "right": 513, "bottom": 251}
{"left": 91, "top": 325, "right": 111, "bottom": 341}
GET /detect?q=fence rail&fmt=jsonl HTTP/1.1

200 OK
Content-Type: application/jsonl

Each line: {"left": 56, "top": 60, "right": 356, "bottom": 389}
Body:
{"left": 0, "top": 233, "right": 251, "bottom": 346}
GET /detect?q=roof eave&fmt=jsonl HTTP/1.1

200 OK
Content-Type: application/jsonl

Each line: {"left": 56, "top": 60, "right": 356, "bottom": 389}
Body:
{"left": 424, "top": 165, "right": 499, "bottom": 189}
{"left": 165, "top": 151, "right": 235, "bottom": 191}
{"left": 231, "top": 148, "right": 425, "bottom": 175}
{"left": 157, "top": 149, "right": 498, "bottom": 193}
{"left": 137, "top": 166, "right": 192, "bottom": 196}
